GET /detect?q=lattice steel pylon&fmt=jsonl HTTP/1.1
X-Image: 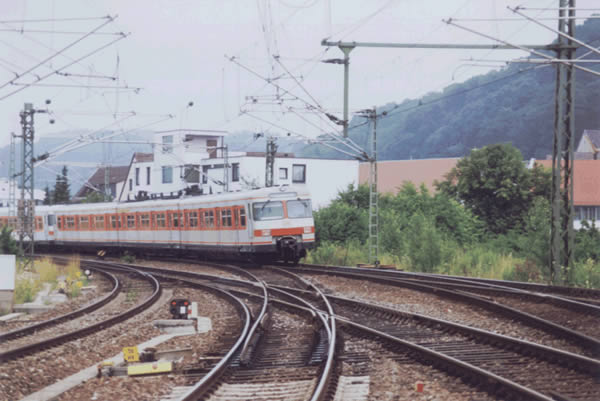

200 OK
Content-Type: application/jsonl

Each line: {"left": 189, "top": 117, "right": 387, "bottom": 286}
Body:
{"left": 358, "top": 107, "right": 380, "bottom": 266}
{"left": 550, "top": 0, "right": 576, "bottom": 284}
{"left": 18, "top": 104, "right": 37, "bottom": 270}
{"left": 265, "top": 137, "right": 278, "bottom": 187}
{"left": 8, "top": 133, "right": 16, "bottom": 220}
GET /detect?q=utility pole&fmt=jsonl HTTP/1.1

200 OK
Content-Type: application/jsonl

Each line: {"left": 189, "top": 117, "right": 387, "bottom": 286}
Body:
{"left": 265, "top": 136, "right": 278, "bottom": 187}
{"left": 357, "top": 106, "right": 386, "bottom": 266}
{"left": 18, "top": 102, "right": 49, "bottom": 270}
{"left": 222, "top": 145, "right": 229, "bottom": 192}
{"left": 550, "top": 0, "right": 576, "bottom": 284}
{"left": 8, "top": 133, "right": 16, "bottom": 222}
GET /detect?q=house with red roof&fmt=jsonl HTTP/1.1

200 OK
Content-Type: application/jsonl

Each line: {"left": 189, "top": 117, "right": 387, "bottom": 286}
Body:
{"left": 535, "top": 159, "right": 600, "bottom": 229}
{"left": 358, "top": 158, "right": 459, "bottom": 194}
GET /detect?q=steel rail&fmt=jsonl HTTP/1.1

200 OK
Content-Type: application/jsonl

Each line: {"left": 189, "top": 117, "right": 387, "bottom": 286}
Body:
{"left": 298, "top": 262, "right": 600, "bottom": 299}
{"left": 221, "top": 284, "right": 557, "bottom": 401}
{"left": 0, "top": 263, "right": 161, "bottom": 362}
{"left": 288, "top": 265, "right": 600, "bottom": 354}
{"left": 156, "top": 278, "right": 252, "bottom": 401}
{"left": 0, "top": 265, "right": 120, "bottom": 342}
{"left": 265, "top": 267, "right": 337, "bottom": 401}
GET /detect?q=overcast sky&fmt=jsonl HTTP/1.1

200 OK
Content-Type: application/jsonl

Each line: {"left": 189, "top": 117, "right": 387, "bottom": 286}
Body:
{"left": 1, "top": 0, "right": 598, "bottom": 151}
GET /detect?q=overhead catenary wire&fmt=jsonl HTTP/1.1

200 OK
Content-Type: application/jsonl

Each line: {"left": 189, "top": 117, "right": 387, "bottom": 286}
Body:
{"left": 0, "top": 32, "right": 129, "bottom": 101}
{"left": 509, "top": 6, "right": 600, "bottom": 59}
{"left": 0, "top": 16, "right": 116, "bottom": 91}
{"left": 444, "top": 19, "right": 600, "bottom": 78}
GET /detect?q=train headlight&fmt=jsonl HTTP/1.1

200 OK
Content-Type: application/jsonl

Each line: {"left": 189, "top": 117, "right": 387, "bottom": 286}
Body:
{"left": 261, "top": 229, "right": 271, "bottom": 236}
{"left": 304, "top": 226, "right": 312, "bottom": 233}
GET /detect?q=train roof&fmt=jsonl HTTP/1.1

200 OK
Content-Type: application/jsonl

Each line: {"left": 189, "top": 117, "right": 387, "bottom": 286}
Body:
{"left": 0, "top": 185, "right": 312, "bottom": 216}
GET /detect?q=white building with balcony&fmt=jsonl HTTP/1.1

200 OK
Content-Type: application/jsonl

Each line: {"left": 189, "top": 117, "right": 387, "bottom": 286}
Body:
{"left": 118, "top": 130, "right": 359, "bottom": 209}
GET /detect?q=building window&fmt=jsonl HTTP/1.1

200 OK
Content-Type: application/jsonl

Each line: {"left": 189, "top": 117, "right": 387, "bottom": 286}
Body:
{"left": 146, "top": 167, "right": 151, "bottom": 185}
{"left": 135, "top": 168, "right": 140, "bottom": 186}
{"left": 232, "top": 163, "right": 239, "bottom": 182}
{"left": 207, "top": 139, "right": 217, "bottom": 158}
{"left": 279, "top": 168, "right": 288, "bottom": 180}
{"left": 292, "top": 164, "right": 306, "bottom": 183}
{"left": 129, "top": 179, "right": 133, "bottom": 191}
{"left": 577, "top": 206, "right": 599, "bottom": 221}
{"left": 184, "top": 165, "right": 200, "bottom": 183}
{"left": 202, "top": 166, "right": 209, "bottom": 184}
{"left": 162, "top": 166, "right": 173, "bottom": 184}
{"left": 162, "top": 135, "right": 173, "bottom": 153}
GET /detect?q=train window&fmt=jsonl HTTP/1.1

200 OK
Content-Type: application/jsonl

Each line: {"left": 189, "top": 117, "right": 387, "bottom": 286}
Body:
{"left": 0, "top": 217, "right": 6, "bottom": 227}
{"left": 111, "top": 215, "right": 120, "bottom": 229}
{"left": 203, "top": 210, "right": 214, "bottom": 228}
{"left": 171, "top": 212, "right": 180, "bottom": 228}
{"left": 287, "top": 200, "right": 313, "bottom": 218}
{"left": 36, "top": 217, "right": 44, "bottom": 231}
{"left": 127, "top": 215, "right": 135, "bottom": 229}
{"left": 156, "top": 213, "right": 166, "bottom": 228}
{"left": 140, "top": 214, "right": 150, "bottom": 229}
{"left": 95, "top": 215, "right": 105, "bottom": 229}
{"left": 57, "top": 216, "right": 63, "bottom": 230}
{"left": 66, "top": 216, "right": 75, "bottom": 230}
{"left": 47, "top": 215, "right": 56, "bottom": 226}
{"left": 252, "top": 201, "right": 284, "bottom": 221}
{"left": 240, "top": 208, "right": 246, "bottom": 227}
{"left": 80, "top": 216, "right": 90, "bottom": 230}
{"left": 221, "top": 209, "right": 232, "bottom": 227}
{"left": 189, "top": 211, "right": 198, "bottom": 228}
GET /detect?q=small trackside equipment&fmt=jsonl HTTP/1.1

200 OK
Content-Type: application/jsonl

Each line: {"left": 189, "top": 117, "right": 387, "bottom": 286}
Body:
{"left": 169, "top": 299, "right": 191, "bottom": 319}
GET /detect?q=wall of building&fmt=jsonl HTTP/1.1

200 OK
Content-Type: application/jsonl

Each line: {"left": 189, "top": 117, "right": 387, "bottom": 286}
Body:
{"left": 201, "top": 156, "right": 358, "bottom": 208}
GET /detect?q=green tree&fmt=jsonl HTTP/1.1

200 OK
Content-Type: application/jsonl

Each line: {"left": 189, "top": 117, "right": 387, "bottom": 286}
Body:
{"left": 0, "top": 226, "right": 19, "bottom": 255}
{"left": 83, "top": 191, "right": 105, "bottom": 203}
{"left": 43, "top": 185, "right": 53, "bottom": 205}
{"left": 314, "top": 202, "right": 367, "bottom": 245}
{"left": 437, "top": 144, "right": 544, "bottom": 234}
{"left": 53, "top": 166, "right": 70, "bottom": 204}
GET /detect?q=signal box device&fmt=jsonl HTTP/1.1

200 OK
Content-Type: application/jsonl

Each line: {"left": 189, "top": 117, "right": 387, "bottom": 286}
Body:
{"left": 169, "top": 299, "right": 191, "bottom": 319}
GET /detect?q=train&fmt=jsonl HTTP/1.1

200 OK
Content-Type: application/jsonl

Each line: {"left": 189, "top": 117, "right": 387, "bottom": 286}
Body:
{"left": 0, "top": 185, "right": 315, "bottom": 263}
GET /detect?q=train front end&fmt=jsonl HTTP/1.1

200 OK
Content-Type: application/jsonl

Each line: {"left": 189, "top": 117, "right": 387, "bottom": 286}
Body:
{"left": 250, "top": 186, "right": 315, "bottom": 263}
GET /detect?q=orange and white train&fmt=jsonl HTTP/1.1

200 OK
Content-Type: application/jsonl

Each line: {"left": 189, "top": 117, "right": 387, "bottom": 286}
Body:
{"left": 0, "top": 185, "right": 315, "bottom": 263}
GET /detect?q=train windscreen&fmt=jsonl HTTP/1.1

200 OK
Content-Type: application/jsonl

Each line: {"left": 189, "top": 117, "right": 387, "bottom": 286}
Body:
{"left": 252, "top": 201, "right": 284, "bottom": 221}
{"left": 286, "top": 200, "right": 312, "bottom": 218}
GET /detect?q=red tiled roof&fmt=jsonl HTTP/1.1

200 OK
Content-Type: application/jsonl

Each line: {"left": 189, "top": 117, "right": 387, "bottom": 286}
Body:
{"left": 535, "top": 159, "right": 600, "bottom": 206}
{"left": 359, "top": 158, "right": 459, "bottom": 194}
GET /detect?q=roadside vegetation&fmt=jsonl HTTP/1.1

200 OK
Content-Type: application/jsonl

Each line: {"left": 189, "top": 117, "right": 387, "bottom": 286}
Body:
{"left": 14, "top": 256, "right": 86, "bottom": 304}
{"left": 309, "top": 144, "right": 600, "bottom": 288}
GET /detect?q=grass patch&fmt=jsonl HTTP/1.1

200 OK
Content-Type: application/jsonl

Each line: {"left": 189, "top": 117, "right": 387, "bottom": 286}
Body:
{"left": 14, "top": 256, "right": 85, "bottom": 304}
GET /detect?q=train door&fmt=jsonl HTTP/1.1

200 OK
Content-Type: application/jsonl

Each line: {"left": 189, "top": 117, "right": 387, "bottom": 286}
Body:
{"left": 168, "top": 207, "right": 182, "bottom": 249}
{"left": 47, "top": 214, "right": 56, "bottom": 242}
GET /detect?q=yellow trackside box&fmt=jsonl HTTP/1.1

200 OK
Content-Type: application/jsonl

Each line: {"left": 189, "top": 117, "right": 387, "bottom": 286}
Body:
{"left": 123, "top": 346, "right": 139, "bottom": 363}
{"left": 127, "top": 362, "right": 173, "bottom": 376}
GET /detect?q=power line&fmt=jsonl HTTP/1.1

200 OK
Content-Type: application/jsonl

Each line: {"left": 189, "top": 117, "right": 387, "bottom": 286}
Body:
{"left": 0, "top": 17, "right": 116, "bottom": 91}
{"left": 0, "top": 32, "right": 128, "bottom": 101}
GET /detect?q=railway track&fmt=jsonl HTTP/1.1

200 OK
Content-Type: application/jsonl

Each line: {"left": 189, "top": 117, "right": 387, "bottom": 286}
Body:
{"left": 284, "top": 264, "right": 600, "bottom": 357}
{"left": 12, "top": 256, "right": 599, "bottom": 401}
{"left": 0, "top": 262, "right": 160, "bottom": 363}
{"left": 0, "top": 267, "right": 120, "bottom": 343}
